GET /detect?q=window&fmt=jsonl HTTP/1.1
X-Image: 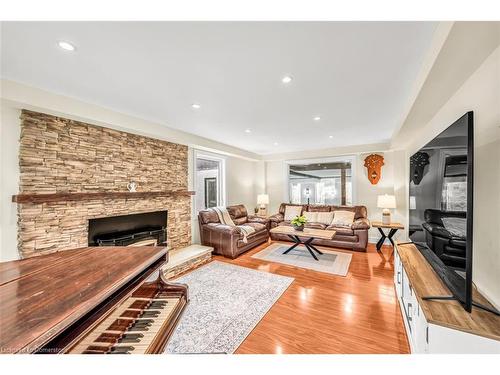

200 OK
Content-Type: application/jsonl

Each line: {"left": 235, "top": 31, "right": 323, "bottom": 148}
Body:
{"left": 441, "top": 155, "right": 467, "bottom": 211}
{"left": 287, "top": 158, "right": 354, "bottom": 205}
{"left": 194, "top": 152, "right": 225, "bottom": 212}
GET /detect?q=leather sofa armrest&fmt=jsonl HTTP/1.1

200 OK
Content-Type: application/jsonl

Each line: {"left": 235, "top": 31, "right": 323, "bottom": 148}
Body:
{"left": 269, "top": 213, "right": 284, "bottom": 223}
{"left": 248, "top": 215, "right": 270, "bottom": 225}
{"left": 351, "top": 218, "right": 370, "bottom": 230}
{"left": 422, "top": 222, "right": 452, "bottom": 239}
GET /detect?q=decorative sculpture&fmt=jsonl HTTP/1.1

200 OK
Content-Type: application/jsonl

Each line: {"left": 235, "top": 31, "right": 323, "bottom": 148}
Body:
{"left": 410, "top": 152, "right": 430, "bottom": 185}
{"left": 364, "top": 154, "right": 384, "bottom": 185}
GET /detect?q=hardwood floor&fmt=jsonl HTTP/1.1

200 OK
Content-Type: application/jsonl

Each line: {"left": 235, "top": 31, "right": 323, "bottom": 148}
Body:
{"left": 212, "top": 241, "right": 410, "bottom": 354}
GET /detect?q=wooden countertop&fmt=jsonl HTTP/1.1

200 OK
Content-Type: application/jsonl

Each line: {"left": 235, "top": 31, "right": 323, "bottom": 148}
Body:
{"left": 0, "top": 246, "right": 168, "bottom": 353}
{"left": 396, "top": 242, "right": 500, "bottom": 341}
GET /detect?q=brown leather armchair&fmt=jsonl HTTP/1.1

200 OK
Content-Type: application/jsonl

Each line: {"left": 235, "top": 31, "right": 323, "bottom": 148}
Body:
{"left": 269, "top": 203, "right": 370, "bottom": 251}
{"left": 198, "top": 204, "right": 269, "bottom": 259}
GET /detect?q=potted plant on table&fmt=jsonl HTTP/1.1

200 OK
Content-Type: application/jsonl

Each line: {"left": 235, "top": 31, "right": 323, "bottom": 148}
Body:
{"left": 291, "top": 215, "right": 307, "bottom": 231}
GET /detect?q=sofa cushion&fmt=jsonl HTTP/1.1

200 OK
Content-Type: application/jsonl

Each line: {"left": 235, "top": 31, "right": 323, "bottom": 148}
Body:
{"left": 331, "top": 205, "right": 367, "bottom": 220}
{"left": 243, "top": 222, "right": 267, "bottom": 233}
{"left": 305, "top": 223, "right": 327, "bottom": 230}
{"left": 303, "top": 211, "right": 318, "bottom": 223}
{"left": 327, "top": 225, "right": 354, "bottom": 236}
{"left": 316, "top": 211, "right": 335, "bottom": 225}
{"left": 284, "top": 205, "right": 303, "bottom": 221}
{"left": 227, "top": 204, "right": 248, "bottom": 219}
{"left": 331, "top": 210, "right": 355, "bottom": 227}
{"left": 198, "top": 209, "right": 220, "bottom": 225}
{"left": 279, "top": 203, "right": 304, "bottom": 215}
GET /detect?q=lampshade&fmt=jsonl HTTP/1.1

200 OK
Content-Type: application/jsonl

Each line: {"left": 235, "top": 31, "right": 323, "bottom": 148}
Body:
{"left": 409, "top": 196, "right": 416, "bottom": 210}
{"left": 257, "top": 194, "right": 269, "bottom": 205}
{"left": 377, "top": 194, "right": 396, "bottom": 209}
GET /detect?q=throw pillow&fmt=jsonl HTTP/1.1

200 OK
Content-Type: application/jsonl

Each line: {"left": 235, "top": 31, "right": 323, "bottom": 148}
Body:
{"left": 316, "top": 211, "right": 335, "bottom": 225}
{"left": 331, "top": 210, "right": 355, "bottom": 227}
{"left": 303, "top": 211, "right": 318, "bottom": 223}
{"left": 442, "top": 217, "right": 466, "bottom": 238}
{"left": 284, "top": 205, "right": 303, "bottom": 221}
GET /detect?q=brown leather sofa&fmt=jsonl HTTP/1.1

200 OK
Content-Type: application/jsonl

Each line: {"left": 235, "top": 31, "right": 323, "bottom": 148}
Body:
{"left": 269, "top": 203, "right": 370, "bottom": 251}
{"left": 198, "top": 204, "right": 269, "bottom": 259}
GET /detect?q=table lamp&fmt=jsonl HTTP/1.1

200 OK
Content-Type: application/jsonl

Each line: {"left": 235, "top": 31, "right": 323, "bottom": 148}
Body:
{"left": 257, "top": 194, "right": 269, "bottom": 216}
{"left": 377, "top": 194, "right": 396, "bottom": 225}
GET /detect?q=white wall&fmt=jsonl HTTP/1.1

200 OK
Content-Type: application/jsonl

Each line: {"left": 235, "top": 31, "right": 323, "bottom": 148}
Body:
{"left": 0, "top": 102, "right": 21, "bottom": 261}
{"left": 392, "top": 46, "right": 500, "bottom": 307}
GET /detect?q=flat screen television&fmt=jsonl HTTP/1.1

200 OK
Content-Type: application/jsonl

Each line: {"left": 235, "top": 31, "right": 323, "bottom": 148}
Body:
{"left": 408, "top": 111, "right": 496, "bottom": 315}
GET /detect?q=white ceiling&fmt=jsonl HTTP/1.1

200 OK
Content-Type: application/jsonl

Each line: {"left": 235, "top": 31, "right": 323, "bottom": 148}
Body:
{"left": 1, "top": 22, "right": 437, "bottom": 155}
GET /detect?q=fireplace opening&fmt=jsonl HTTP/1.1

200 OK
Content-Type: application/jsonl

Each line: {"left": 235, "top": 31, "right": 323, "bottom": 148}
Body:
{"left": 88, "top": 211, "right": 167, "bottom": 247}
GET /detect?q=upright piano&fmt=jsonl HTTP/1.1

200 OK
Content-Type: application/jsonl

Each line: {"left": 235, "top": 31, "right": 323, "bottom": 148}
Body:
{"left": 0, "top": 246, "right": 188, "bottom": 354}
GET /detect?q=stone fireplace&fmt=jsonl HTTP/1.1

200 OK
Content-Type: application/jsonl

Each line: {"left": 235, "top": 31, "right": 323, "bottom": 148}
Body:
{"left": 16, "top": 110, "right": 191, "bottom": 258}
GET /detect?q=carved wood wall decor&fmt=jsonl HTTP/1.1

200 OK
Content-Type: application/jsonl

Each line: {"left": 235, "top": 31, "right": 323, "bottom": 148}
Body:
{"left": 410, "top": 152, "right": 430, "bottom": 185}
{"left": 364, "top": 154, "right": 385, "bottom": 185}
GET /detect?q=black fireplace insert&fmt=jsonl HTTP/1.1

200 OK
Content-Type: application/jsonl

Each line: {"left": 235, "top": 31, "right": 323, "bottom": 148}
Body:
{"left": 88, "top": 211, "right": 168, "bottom": 246}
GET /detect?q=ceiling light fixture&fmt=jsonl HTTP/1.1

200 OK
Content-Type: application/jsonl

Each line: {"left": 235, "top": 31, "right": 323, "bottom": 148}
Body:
{"left": 245, "top": 129, "right": 251, "bottom": 133}
{"left": 191, "top": 103, "right": 201, "bottom": 109}
{"left": 314, "top": 116, "right": 321, "bottom": 121}
{"left": 329, "top": 135, "right": 333, "bottom": 139}
{"left": 273, "top": 142, "right": 279, "bottom": 146}
{"left": 57, "top": 41, "right": 76, "bottom": 51}
{"left": 281, "top": 75, "right": 293, "bottom": 84}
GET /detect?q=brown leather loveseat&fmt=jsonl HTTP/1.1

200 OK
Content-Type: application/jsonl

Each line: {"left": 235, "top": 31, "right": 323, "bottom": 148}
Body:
{"left": 269, "top": 203, "right": 370, "bottom": 251}
{"left": 198, "top": 204, "right": 269, "bottom": 259}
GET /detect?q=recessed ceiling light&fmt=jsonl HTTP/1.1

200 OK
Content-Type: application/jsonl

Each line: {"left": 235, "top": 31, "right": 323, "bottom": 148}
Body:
{"left": 314, "top": 116, "right": 321, "bottom": 121}
{"left": 273, "top": 142, "right": 279, "bottom": 146}
{"left": 329, "top": 135, "right": 333, "bottom": 139}
{"left": 57, "top": 41, "right": 76, "bottom": 51}
{"left": 281, "top": 75, "right": 293, "bottom": 84}
{"left": 244, "top": 129, "right": 251, "bottom": 133}
{"left": 191, "top": 103, "right": 201, "bottom": 109}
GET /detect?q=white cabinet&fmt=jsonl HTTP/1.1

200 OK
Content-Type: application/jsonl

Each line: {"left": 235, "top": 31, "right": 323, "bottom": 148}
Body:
{"left": 393, "top": 244, "right": 499, "bottom": 354}
{"left": 396, "top": 261, "right": 428, "bottom": 353}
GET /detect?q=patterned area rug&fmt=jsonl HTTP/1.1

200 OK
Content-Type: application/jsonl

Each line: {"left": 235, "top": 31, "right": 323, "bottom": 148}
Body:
{"left": 252, "top": 242, "right": 352, "bottom": 276}
{"left": 165, "top": 261, "right": 293, "bottom": 354}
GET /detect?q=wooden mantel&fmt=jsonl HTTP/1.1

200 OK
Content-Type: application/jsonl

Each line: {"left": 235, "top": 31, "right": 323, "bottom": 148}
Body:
{"left": 12, "top": 190, "right": 195, "bottom": 204}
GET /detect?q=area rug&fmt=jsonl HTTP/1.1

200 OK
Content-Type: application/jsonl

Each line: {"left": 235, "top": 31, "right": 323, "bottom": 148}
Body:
{"left": 251, "top": 242, "right": 352, "bottom": 276}
{"left": 165, "top": 261, "right": 294, "bottom": 354}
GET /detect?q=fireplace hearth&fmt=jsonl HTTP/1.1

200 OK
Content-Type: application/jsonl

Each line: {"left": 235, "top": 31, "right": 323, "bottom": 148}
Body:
{"left": 88, "top": 211, "right": 168, "bottom": 247}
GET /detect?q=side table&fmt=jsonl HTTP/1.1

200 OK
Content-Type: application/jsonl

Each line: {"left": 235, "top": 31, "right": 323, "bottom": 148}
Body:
{"left": 372, "top": 221, "right": 404, "bottom": 251}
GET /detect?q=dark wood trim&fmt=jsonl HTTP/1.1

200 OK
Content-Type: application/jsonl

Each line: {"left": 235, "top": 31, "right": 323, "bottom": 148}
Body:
{"left": 12, "top": 190, "right": 195, "bottom": 204}
{"left": 340, "top": 168, "right": 346, "bottom": 205}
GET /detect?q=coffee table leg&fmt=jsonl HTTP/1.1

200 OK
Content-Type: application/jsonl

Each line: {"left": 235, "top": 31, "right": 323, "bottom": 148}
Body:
{"left": 304, "top": 244, "right": 319, "bottom": 261}
{"left": 305, "top": 238, "right": 323, "bottom": 255}
{"left": 282, "top": 235, "right": 301, "bottom": 254}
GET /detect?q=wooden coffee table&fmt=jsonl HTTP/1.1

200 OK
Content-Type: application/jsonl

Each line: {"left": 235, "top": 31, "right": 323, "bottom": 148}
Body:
{"left": 270, "top": 226, "right": 336, "bottom": 261}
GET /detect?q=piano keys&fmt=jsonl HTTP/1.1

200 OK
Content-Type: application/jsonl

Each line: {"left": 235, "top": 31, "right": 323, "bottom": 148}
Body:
{"left": 0, "top": 246, "right": 188, "bottom": 354}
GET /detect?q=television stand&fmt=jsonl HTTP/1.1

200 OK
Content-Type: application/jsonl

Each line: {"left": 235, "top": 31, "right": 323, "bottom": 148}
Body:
{"left": 422, "top": 295, "right": 500, "bottom": 316}
{"left": 394, "top": 242, "right": 500, "bottom": 353}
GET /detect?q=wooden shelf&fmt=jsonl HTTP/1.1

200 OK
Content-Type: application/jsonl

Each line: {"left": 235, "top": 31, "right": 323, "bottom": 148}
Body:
{"left": 12, "top": 190, "right": 195, "bottom": 204}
